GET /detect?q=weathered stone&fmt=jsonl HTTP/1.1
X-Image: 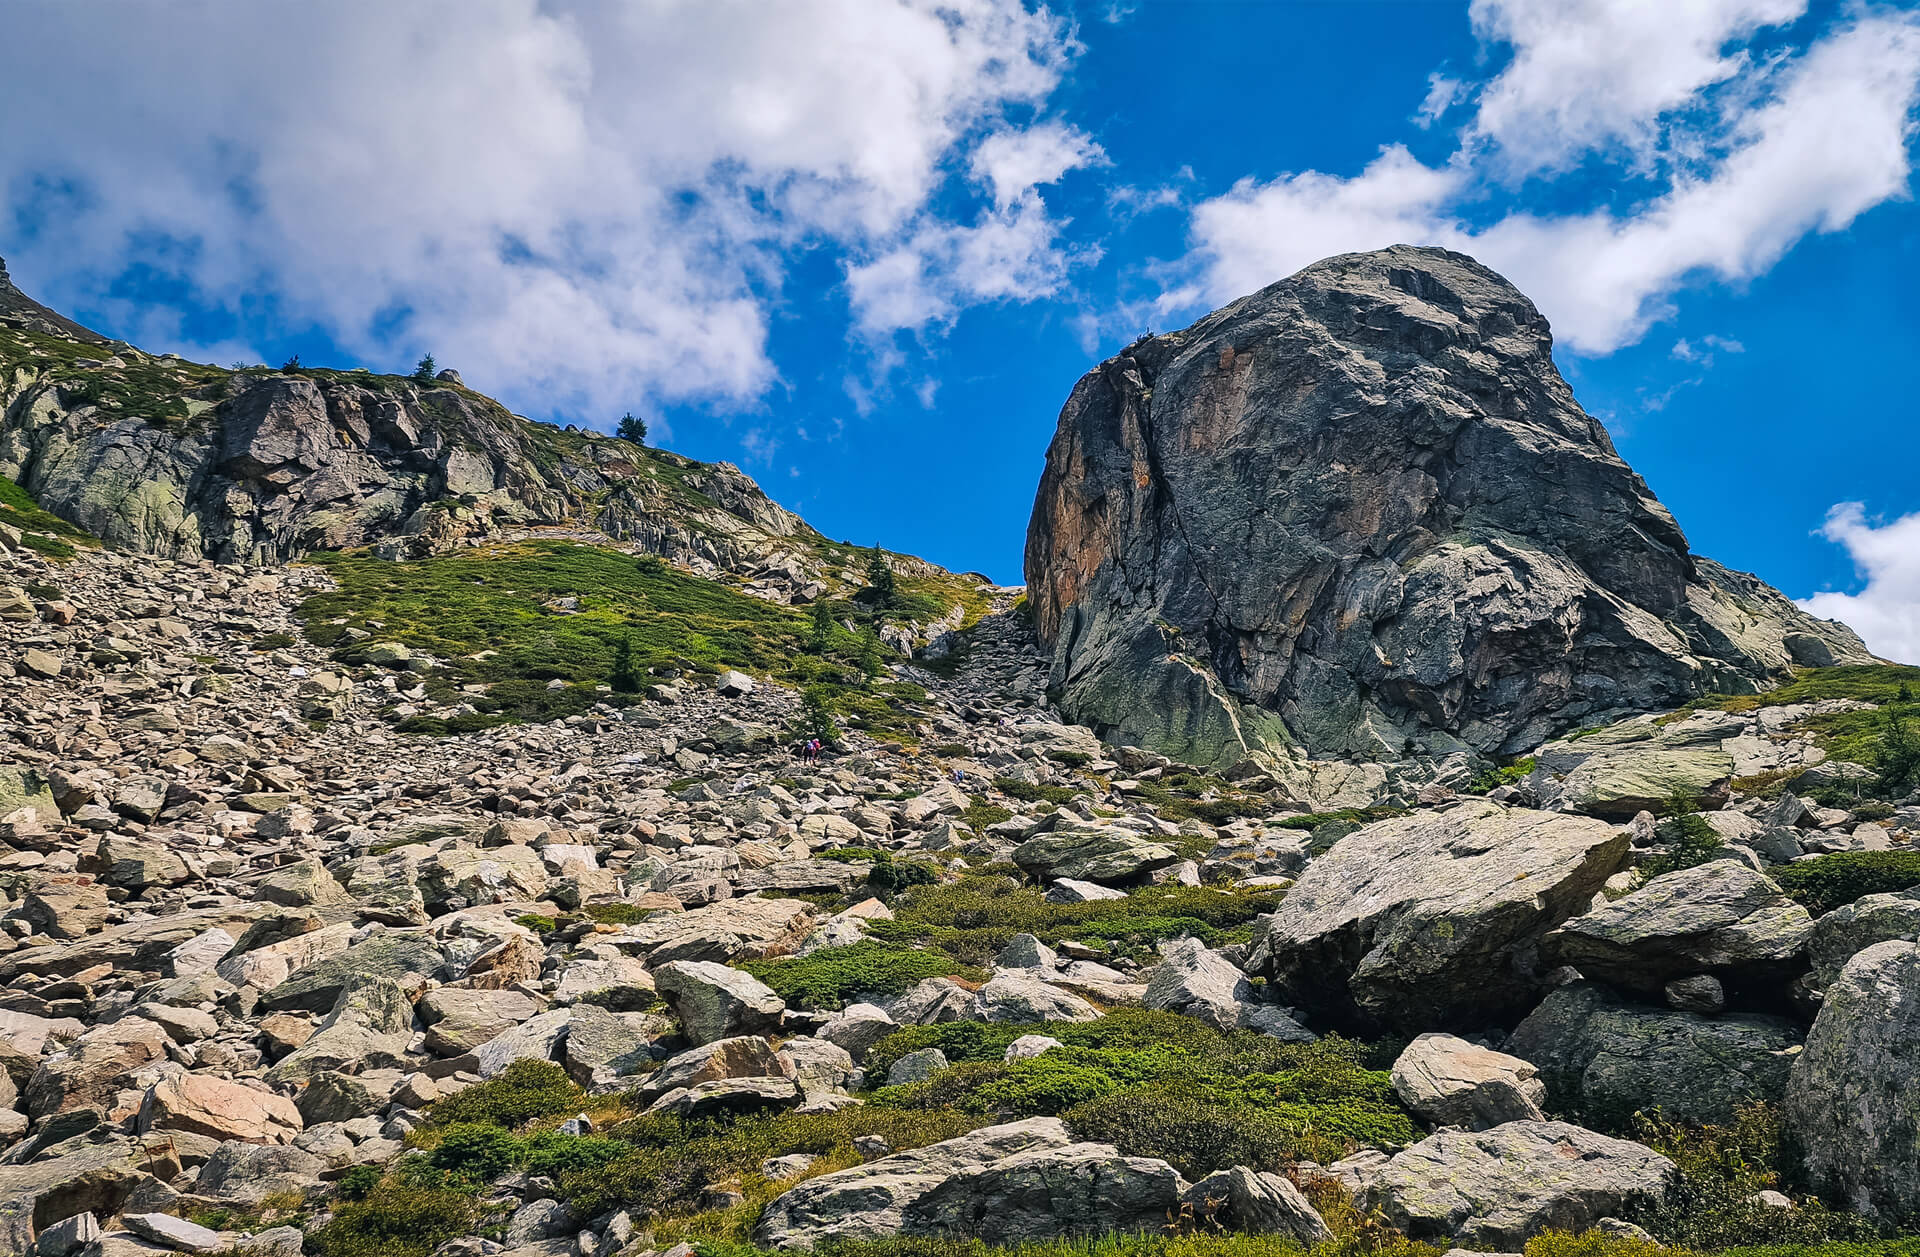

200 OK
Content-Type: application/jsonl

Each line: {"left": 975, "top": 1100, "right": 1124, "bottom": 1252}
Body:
{"left": 654, "top": 960, "right": 785, "bottom": 1045}
{"left": 1024, "top": 246, "right": 1868, "bottom": 770}
{"left": 1541, "top": 861, "right": 1813, "bottom": 992}
{"left": 1806, "top": 891, "right": 1920, "bottom": 987}
{"left": 904, "top": 1143, "right": 1188, "bottom": 1243}
{"left": 1390, "top": 1034, "right": 1546, "bottom": 1130}
{"left": 1183, "top": 1166, "right": 1332, "bottom": 1241}
{"left": 1362, "top": 1121, "right": 1675, "bottom": 1249}
{"left": 138, "top": 1074, "right": 302, "bottom": 1144}
{"left": 1012, "top": 827, "right": 1178, "bottom": 885}
{"left": 1786, "top": 941, "right": 1920, "bottom": 1218}
{"left": 1508, "top": 983, "right": 1800, "bottom": 1125}
{"left": 1244, "top": 801, "right": 1629, "bottom": 1031}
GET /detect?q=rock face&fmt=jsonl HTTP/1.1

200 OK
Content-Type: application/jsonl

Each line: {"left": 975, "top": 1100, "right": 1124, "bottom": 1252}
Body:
{"left": 1243, "top": 800, "right": 1628, "bottom": 1031}
{"left": 1025, "top": 245, "right": 1871, "bottom": 769}
{"left": 1786, "top": 940, "right": 1920, "bottom": 1218}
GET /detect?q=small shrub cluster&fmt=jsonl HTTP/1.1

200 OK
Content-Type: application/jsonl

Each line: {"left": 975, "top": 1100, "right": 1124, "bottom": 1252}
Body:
{"left": 1772, "top": 850, "right": 1920, "bottom": 915}
{"left": 428, "top": 1059, "right": 584, "bottom": 1127}
{"left": 740, "top": 940, "right": 983, "bottom": 1010}
{"left": 1466, "top": 757, "right": 1537, "bottom": 795}
{"left": 863, "top": 876, "right": 1282, "bottom": 967}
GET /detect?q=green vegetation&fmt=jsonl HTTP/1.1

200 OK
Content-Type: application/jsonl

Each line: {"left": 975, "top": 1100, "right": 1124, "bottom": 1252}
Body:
{"left": 412, "top": 353, "right": 437, "bottom": 382}
{"left": 1680, "top": 666, "right": 1920, "bottom": 798}
{"left": 1640, "top": 795, "right": 1725, "bottom": 879}
{"left": 299, "top": 541, "right": 929, "bottom": 740}
{"left": 1772, "top": 850, "right": 1920, "bottom": 915}
{"left": 870, "top": 1015, "right": 1415, "bottom": 1176}
{"left": 616, "top": 411, "right": 649, "bottom": 444}
{"left": 864, "top": 545, "right": 899, "bottom": 607}
{"left": 740, "top": 940, "right": 983, "bottom": 1010}
{"left": 1628, "top": 1105, "right": 1874, "bottom": 1249}
{"left": 1466, "top": 756, "right": 1537, "bottom": 795}
{"left": 0, "top": 474, "right": 98, "bottom": 559}
{"left": 428, "top": 1059, "right": 585, "bottom": 1128}
{"left": 861, "top": 875, "right": 1283, "bottom": 967}
{"left": 1270, "top": 807, "right": 1407, "bottom": 832}
{"left": 994, "top": 777, "right": 1083, "bottom": 806}
{"left": 1125, "top": 771, "right": 1270, "bottom": 825}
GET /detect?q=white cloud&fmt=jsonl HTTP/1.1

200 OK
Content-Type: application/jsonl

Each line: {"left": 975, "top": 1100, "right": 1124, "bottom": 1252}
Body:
{"left": 1467, "top": 0, "right": 1807, "bottom": 176}
{"left": 1415, "top": 73, "right": 1466, "bottom": 128}
{"left": 1182, "top": 11, "right": 1920, "bottom": 354}
{"left": 971, "top": 123, "right": 1105, "bottom": 210}
{"left": 0, "top": 0, "right": 1084, "bottom": 419}
{"left": 1798, "top": 503, "right": 1920, "bottom": 663}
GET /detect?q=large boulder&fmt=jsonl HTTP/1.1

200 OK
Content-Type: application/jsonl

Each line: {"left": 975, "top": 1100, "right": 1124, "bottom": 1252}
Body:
{"left": 265, "top": 977, "right": 415, "bottom": 1085}
{"left": 904, "top": 1143, "right": 1188, "bottom": 1243}
{"left": 1143, "top": 938, "right": 1313, "bottom": 1039}
{"left": 1243, "top": 801, "right": 1628, "bottom": 1031}
{"left": 24, "top": 1018, "right": 170, "bottom": 1119}
{"left": 1785, "top": 941, "right": 1920, "bottom": 1218}
{"left": 1023, "top": 245, "right": 1869, "bottom": 770}
{"left": 1806, "top": 890, "right": 1920, "bottom": 987}
{"left": 1011, "top": 827, "right": 1178, "bottom": 885}
{"left": 1532, "top": 714, "right": 1741, "bottom": 818}
{"left": 1541, "top": 861, "right": 1812, "bottom": 993}
{"left": 755, "top": 1118, "right": 1075, "bottom": 1249}
{"left": 1362, "top": 1120, "right": 1675, "bottom": 1249}
{"left": 257, "top": 932, "right": 446, "bottom": 1013}
{"left": 1508, "top": 983, "right": 1800, "bottom": 1125}
{"left": 1389, "top": 1033, "right": 1545, "bottom": 1130}
{"left": 653, "top": 961, "right": 785, "bottom": 1045}
{"left": 137, "top": 1074, "right": 302, "bottom": 1144}
{"left": 1183, "top": 1166, "right": 1332, "bottom": 1242}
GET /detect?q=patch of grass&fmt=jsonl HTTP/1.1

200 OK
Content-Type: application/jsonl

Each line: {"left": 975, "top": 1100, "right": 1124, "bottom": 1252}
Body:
{"left": 995, "top": 777, "right": 1083, "bottom": 806}
{"left": 585, "top": 902, "right": 659, "bottom": 925}
{"left": 1466, "top": 757, "right": 1537, "bottom": 795}
{"left": 864, "top": 875, "right": 1282, "bottom": 967}
{"left": 1676, "top": 667, "right": 1920, "bottom": 789}
{"left": 870, "top": 1016, "right": 1415, "bottom": 1176}
{"left": 300, "top": 542, "right": 929, "bottom": 742}
{"left": 740, "top": 940, "right": 983, "bottom": 1011}
{"left": 1126, "top": 771, "right": 1269, "bottom": 825}
{"left": 1772, "top": 851, "right": 1920, "bottom": 915}
{"left": 308, "top": 1177, "right": 486, "bottom": 1257}
{"left": 0, "top": 474, "right": 98, "bottom": 556}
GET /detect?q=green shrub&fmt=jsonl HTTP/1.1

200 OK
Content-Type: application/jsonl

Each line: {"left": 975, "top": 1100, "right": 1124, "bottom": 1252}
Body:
{"left": 1639, "top": 810, "right": 1724, "bottom": 879}
{"left": 519, "top": 1131, "right": 634, "bottom": 1177}
{"left": 429, "top": 1059, "right": 582, "bottom": 1128}
{"left": 1628, "top": 1105, "right": 1876, "bottom": 1248}
{"left": 1466, "top": 757, "right": 1536, "bottom": 795}
{"left": 994, "top": 778, "right": 1081, "bottom": 805}
{"left": 336, "top": 1164, "right": 382, "bottom": 1201}
{"left": 429, "top": 1123, "right": 520, "bottom": 1181}
{"left": 740, "top": 941, "right": 979, "bottom": 1010}
{"left": 1772, "top": 851, "right": 1920, "bottom": 915}
{"left": 309, "top": 1180, "right": 481, "bottom": 1257}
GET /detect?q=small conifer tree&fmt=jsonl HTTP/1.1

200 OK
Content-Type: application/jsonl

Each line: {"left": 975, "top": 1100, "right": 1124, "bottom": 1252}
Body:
{"left": 412, "top": 353, "right": 437, "bottom": 382}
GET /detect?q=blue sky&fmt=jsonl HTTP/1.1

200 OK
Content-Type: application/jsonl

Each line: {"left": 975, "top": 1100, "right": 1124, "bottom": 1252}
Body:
{"left": 3, "top": 0, "right": 1919, "bottom": 658}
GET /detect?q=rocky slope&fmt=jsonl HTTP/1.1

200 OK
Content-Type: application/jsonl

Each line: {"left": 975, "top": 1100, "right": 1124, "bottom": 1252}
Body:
{"left": 0, "top": 258, "right": 964, "bottom": 605}
{"left": 1026, "top": 245, "right": 1872, "bottom": 773}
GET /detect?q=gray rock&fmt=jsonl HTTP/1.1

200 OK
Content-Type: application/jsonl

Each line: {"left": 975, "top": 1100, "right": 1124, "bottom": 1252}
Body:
{"left": 120, "top": 1216, "right": 222, "bottom": 1254}
{"left": 195, "top": 1142, "right": 327, "bottom": 1204}
{"left": 33, "top": 1213, "right": 99, "bottom": 1257}
{"left": 818, "top": 1003, "right": 897, "bottom": 1062}
{"left": 504, "top": 1200, "right": 576, "bottom": 1246}
{"left": 1541, "top": 861, "right": 1813, "bottom": 992}
{"left": 643, "top": 1036, "right": 789, "bottom": 1099}
{"left": 1786, "top": 940, "right": 1920, "bottom": 1218}
{"left": 645, "top": 1076, "right": 803, "bottom": 1119}
{"left": 1011, "top": 828, "right": 1178, "bottom": 885}
{"left": 474, "top": 1009, "right": 575, "bottom": 1078}
{"left": 266, "top": 977, "right": 416, "bottom": 1085}
{"left": 258, "top": 932, "right": 446, "bottom": 1014}
{"left": 1663, "top": 974, "right": 1726, "bottom": 1014}
{"left": 1024, "top": 245, "right": 1869, "bottom": 771}
{"left": 971, "top": 975, "right": 1101, "bottom": 1023}
{"left": 887, "top": 1049, "right": 950, "bottom": 1087}
{"left": 1806, "top": 891, "right": 1920, "bottom": 987}
{"left": 1044, "top": 879, "right": 1128, "bottom": 904}
{"left": 755, "top": 1118, "right": 1076, "bottom": 1249}
{"left": 1244, "top": 800, "right": 1629, "bottom": 1031}
{"left": 1508, "top": 983, "right": 1800, "bottom": 1124}
{"left": 1362, "top": 1120, "right": 1675, "bottom": 1249}
{"left": 1183, "top": 1166, "right": 1332, "bottom": 1242}
{"left": 903, "top": 1142, "right": 1187, "bottom": 1243}
{"left": 653, "top": 960, "right": 785, "bottom": 1045}
{"left": 1390, "top": 1034, "right": 1546, "bottom": 1130}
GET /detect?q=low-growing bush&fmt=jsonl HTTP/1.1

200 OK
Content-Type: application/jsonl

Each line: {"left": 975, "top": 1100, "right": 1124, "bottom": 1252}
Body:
{"left": 308, "top": 1179, "right": 483, "bottom": 1257}
{"left": 1772, "top": 851, "right": 1920, "bottom": 915}
{"left": 428, "top": 1058, "right": 583, "bottom": 1128}
{"left": 740, "top": 941, "right": 981, "bottom": 1010}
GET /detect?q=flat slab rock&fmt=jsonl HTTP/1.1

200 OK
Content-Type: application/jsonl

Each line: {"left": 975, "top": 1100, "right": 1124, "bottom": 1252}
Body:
{"left": 1244, "top": 800, "right": 1628, "bottom": 1031}
{"left": 1362, "top": 1120, "right": 1676, "bottom": 1249}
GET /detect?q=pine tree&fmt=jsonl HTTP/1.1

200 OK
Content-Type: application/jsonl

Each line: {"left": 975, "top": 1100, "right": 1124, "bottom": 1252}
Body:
{"left": 801, "top": 685, "right": 841, "bottom": 744}
{"left": 809, "top": 599, "right": 835, "bottom": 654}
{"left": 412, "top": 353, "right": 437, "bottom": 382}
{"left": 1879, "top": 712, "right": 1920, "bottom": 794}
{"left": 858, "top": 624, "right": 884, "bottom": 680}
{"left": 865, "top": 546, "right": 897, "bottom": 607}
{"left": 609, "top": 636, "right": 642, "bottom": 694}
{"left": 616, "top": 412, "right": 649, "bottom": 445}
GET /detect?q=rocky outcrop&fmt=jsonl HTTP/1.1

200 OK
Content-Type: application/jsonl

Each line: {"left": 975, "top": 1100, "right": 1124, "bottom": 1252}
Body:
{"left": 1243, "top": 800, "right": 1628, "bottom": 1031}
{"left": 1025, "top": 245, "right": 1871, "bottom": 770}
{"left": 1786, "top": 940, "right": 1920, "bottom": 1218}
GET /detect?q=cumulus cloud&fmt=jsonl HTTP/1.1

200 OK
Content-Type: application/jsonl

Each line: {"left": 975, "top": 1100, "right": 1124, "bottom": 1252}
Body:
{"left": 0, "top": 0, "right": 1090, "bottom": 417}
{"left": 1798, "top": 503, "right": 1920, "bottom": 664}
{"left": 1181, "top": 10, "right": 1920, "bottom": 354}
{"left": 1466, "top": 0, "right": 1808, "bottom": 175}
